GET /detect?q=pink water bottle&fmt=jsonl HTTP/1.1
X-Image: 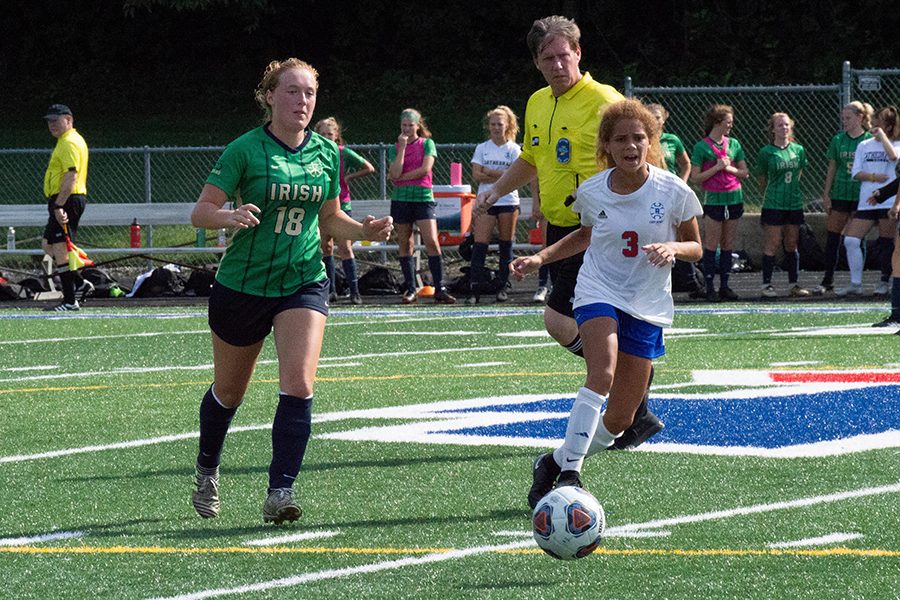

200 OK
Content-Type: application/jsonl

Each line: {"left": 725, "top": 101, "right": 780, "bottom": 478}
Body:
{"left": 450, "top": 162, "right": 462, "bottom": 186}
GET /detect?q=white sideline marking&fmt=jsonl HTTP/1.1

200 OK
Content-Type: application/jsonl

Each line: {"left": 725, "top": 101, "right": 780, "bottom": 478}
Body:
{"left": 0, "top": 341, "right": 556, "bottom": 384}
{"left": 316, "top": 362, "right": 361, "bottom": 369}
{"left": 496, "top": 330, "right": 552, "bottom": 338}
{"left": 769, "top": 361, "right": 821, "bottom": 367}
{"left": 243, "top": 531, "right": 340, "bottom": 546}
{"left": 365, "top": 331, "right": 478, "bottom": 336}
{"left": 773, "top": 326, "right": 895, "bottom": 337}
{"left": 0, "top": 365, "right": 58, "bottom": 372}
{"left": 456, "top": 362, "right": 511, "bottom": 368}
{"left": 149, "top": 539, "right": 536, "bottom": 600}
{"left": 150, "top": 482, "right": 896, "bottom": 599}
{"left": 0, "top": 330, "right": 207, "bottom": 346}
{"left": 0, "top": 531, "right": 84, "bottom": 546}
{"left": 492, "top": 529, "right": 671, "bottom": 539}
{"left": 613, "top": 481, "right": 900, "bottom": 532}
{"left": 767, "top": 532, "right": 863, "bottom": 549}
{"left": 0, "top": 424, "right": 271, "bottom": 464}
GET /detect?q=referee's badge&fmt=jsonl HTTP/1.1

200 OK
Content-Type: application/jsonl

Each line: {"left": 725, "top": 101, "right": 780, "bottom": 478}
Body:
{"left": 556, "top": 138, "right": 571, "bottom": 163}
{"left": 531, "top": 136, "right": 540, "bottom": 146}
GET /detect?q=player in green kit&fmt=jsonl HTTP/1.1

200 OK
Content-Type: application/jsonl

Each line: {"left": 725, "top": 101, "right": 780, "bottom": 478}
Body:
{"left": 189, "top": 58, "right": 393, "bottom": 524}
{"left": 754, "top": 112, "right": 810, "bottom": 298}
{"left": 814, "top": 102, "right": 874, "bottom": 294}
{"left": 648, "top": 104, "right": 690, "bottom": 182}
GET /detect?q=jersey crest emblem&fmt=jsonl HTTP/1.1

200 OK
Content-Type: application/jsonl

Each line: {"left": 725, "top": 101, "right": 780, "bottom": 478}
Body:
{"left": 556, "top": 138, "right": 571, "bottom": 163}
{"left": 649, "top": 202, "right": 665, "bottom": 223}
{"left": 306, "top": 160, "right": 325, "bottom": 177}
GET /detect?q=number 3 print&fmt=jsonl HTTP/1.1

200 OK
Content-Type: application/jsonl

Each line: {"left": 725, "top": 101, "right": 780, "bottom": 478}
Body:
{"left": 622, "top": 231, "right": 638, "bottom": 257}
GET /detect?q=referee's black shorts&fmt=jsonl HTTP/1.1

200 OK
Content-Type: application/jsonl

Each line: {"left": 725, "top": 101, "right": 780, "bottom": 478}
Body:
{"left": 545, "top": 222, "right": 584, "bottom": 319}
{"left": 43, "top": 194, "right": 86, "bottom": 243}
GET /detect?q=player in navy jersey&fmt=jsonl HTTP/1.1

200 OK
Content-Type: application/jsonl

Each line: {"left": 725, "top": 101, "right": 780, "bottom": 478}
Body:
{"left": 189, "top": 58, "right": 393, "bottom": 524}
{"left": 512, "top": 100, "right": 702, "bottom": 507}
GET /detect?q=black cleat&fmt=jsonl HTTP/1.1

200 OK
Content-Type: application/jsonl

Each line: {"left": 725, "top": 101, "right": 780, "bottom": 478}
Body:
{"left": 528, "top": 453, "right": 561, "bottom": 509}
{"left": 556, "top": 469, "right": 583, "bottom": 489}
{"left": 608, "top": 410, "right": 664, "bottom": 450}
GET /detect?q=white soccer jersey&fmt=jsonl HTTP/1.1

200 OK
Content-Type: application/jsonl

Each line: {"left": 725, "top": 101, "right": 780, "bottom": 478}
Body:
{"left": 571, "top": 165, "right": 703, "bottom": 327}
{"left": 851, "top": 137, "right": 900, "bottom": 210}
{"left": 472, "top": 140, "right": 521, "bottom": 206}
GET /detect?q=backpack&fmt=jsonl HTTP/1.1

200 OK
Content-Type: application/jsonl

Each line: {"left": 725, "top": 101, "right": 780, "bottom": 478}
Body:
{"left": 185, "top": 268, "right": 217, "bottom": 297}
{"left": 797, "top": 224, "right": 826, "bottom": 271}
{"left": 134, "top": 267, "right": 187, "bottom": 297}
{"left": 357, "top": 266, "right": 401, "bottom": 295}
{"left": 81, "top": 266, "right": 125, "bottom": 298}
{"left": 672, "top": 259, "right": 704, "bottom": 294}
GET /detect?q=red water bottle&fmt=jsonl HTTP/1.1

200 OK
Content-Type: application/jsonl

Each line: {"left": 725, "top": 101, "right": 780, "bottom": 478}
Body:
{"left": 130, "top": 218, "right": 141, "bottom": 248}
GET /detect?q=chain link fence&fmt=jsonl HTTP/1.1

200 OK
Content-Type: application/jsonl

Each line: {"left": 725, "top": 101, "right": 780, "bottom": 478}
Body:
{"left": 1, "top": 61, "right": 897, "bottom": 273}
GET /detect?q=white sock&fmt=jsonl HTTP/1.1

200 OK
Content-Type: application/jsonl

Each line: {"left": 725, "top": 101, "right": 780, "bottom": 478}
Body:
{"left": 844, "top": 236, "right": 864, "bottom": 285}
{"left": 553, "top": 387, "right": 606, "bottom": 472}
{"left": 586, "top": 414, "right": 621, "bottom": 456}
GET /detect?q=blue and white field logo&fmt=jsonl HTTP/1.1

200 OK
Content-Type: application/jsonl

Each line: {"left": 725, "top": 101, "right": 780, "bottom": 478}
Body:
{"left": 318, "top": 369, "right": 900, "bottom": 458}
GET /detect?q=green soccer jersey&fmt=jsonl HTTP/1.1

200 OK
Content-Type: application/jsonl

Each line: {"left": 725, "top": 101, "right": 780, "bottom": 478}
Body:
{"left": 754, "top": 142, "right": 807, "bottom": 210}
{"left": 207, "top": 126, "right": 340, "bottom": 297}
{"left": 690, "top": 137, "right": 746, "bottom": 206}
{"left": 659, "top": 132, "right": 686, "bottom": 176}
{"left": 827, "top": 131, "right": 872, "bottom": 201}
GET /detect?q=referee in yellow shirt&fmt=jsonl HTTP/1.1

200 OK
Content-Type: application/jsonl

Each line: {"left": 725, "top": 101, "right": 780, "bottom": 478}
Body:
{"left": 42, "top": 104, "right": 89, "bottom": 311}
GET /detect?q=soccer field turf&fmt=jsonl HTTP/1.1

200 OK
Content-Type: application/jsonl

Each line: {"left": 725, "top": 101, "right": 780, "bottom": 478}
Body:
{"left": 0, "top": 304, "right": 898, "bottom": 599}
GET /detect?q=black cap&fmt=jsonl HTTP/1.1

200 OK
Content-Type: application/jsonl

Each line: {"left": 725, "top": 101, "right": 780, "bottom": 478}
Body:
{"left": 44, "top": 104, "right": 73, "bottom": 120}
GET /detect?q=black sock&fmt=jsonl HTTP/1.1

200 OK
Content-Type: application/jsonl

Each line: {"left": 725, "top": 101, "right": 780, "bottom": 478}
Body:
{"left": 268, "top": 393, "right": 313, "bottom": 490}
{"left": 60, "top": 270, "right": 76, "bottom": 304}
{"left": 787, "top": 250, "right": 799, "bottom": 284}
{"left": 342, "top": 258, "right": 358, "bottom": 295}
{"left": 197, "top": 386, "right": 237, "bottom": 469}
{"left": 892, "top": 279, "right": 900, "bottom": 320}
{"left": 470, "top": 242, "right": 488, "bottom": 290}
{"left": 762, "top": 254, "right": 775, "bottom": 284}
{"left": 878, "top": 237, "right": 894, "bottom": 281}
{"left": 399, "top": 256, "right": 415, "bottom": 293}
{"left": 632, "top": 365, "right": 654, "bottom": 422}
{"left": 719, "top": 249, "right": 732, "bottom": 289}
{"left": 538, "top": 264, "right": 550, "bottom": 288}
{"left": 702, "top": 249, "right": 717, "bottom": 293}
{"left": 323, "top": 255, "right": 336, "bottom": 294}
{"left": 564, "top": 335, "right": 584, "bottom": 357}
{"left": 428, "top": 255, "right": 444, "bottom": 290}
{"left": 823, "top": 231, "right": 841, "bottom": 283}
{"left": 498, "top": 240, "right": 513, "bottom": 287}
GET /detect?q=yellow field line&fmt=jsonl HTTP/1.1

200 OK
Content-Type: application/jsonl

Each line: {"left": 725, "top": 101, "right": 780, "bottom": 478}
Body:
{"left": 0, "top": 371, "right": 585, "bottom": 395}
{"left": 1, "top": 545, "right": 897, "bottom": 557}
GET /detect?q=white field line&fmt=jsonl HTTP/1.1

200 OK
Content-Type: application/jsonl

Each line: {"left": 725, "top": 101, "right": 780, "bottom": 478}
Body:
{"left": 612, "top": 481, "right": 900, "bottom": 532}
{"left": 492, "top": 529, "right": 671, "bottom": 539}
{"left": 456, "top": 362, "right": 511, "bottom": 368}
{"left": 0, "top": 330, "right": 208, "bottom": 346}
{"left": 1, "top": 342, "right": 557, "bottom": 384}
{"left": 365, "top": 331, "right": 479, "bottom": 336}
{"left": 767, "top": 532, "right": 863, "bottom": 549}
{"left": 0, "top": 424, "right": 271, "bottom": 464}
{"left": 149, "top": 539, "right": 536, "bottom": 600}
{"left": 243, "top": 531, "right": 340, "bottom": 547}
{"left": 148, "top": 481, "right": 897, "bottom": 600}
{"left": 326, "top": 311, "right": 541, "bottom": 328}
{"left": 316, "top": 362, "right": 362, "bottom": 369}
{"left": 0, "top": 531, "right": 84, "bottom": 546}
{"left": 0, "top": 365, "right": 59, "bottom": 372}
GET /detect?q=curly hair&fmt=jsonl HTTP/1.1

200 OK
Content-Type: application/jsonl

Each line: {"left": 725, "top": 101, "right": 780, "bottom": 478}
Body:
{"left": 484, "top": 105, "right": 519, "bottom": 142}
{"left": 596, "top": 100, "right": 664, "bottom": 171}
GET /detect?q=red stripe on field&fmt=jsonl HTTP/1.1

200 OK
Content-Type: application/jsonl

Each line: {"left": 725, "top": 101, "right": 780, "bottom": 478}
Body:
{"left": 770, "top": 372, "right": 900, "bottom": 383}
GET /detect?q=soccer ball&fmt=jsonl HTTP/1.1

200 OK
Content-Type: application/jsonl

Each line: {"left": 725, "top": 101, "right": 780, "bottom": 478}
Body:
{"left": 532, "top": 486, "right": 605, "bottom": 560}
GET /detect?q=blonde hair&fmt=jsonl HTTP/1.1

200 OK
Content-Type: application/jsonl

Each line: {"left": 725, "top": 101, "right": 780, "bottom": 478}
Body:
{"left": 767, "top": 112, "right": 795, "bottom": 144}
{"left": 400, "top": 108, "right": 432, "bottom": 139}
{"left": 646, "top": 103, "right": 669, "bottom": 123}
{"left": 596, "top": 100, "right": 664, "bottom": 170}
{"left": 314, "top": 116, "right": 344, "bottom": 145}
{"left": 484, "top": 105, "right": 519, "bottom": 142}
{"left": 845, "top": 101, "right": 874, "bottom": 131}
{"left": 254, "top": 58, "right": 319, "bottom": 122}
{"left": 703, "top": 104, "right": 733, "bottom": 136}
